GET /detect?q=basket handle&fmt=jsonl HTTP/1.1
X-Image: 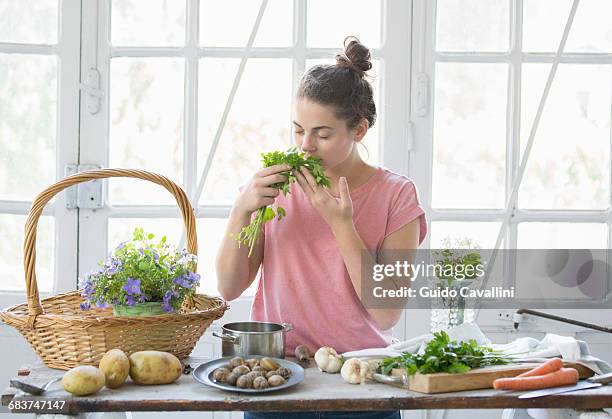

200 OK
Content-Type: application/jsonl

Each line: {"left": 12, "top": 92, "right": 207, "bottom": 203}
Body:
{"left": 24, "top": 168, "right": 198, "bottom": 322}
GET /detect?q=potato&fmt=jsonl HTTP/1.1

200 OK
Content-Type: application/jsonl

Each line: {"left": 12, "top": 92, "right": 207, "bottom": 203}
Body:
{"left": 61, "top": 366, "right": 105, "bottom": 396}
{"left": 99, "top": 349, "right": 130, "bottom": 389}
{"left": 128, "top": 351, "right": 182, "bottom": 385}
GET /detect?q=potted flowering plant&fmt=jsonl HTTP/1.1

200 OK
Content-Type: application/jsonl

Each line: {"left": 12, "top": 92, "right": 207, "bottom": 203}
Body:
{"left": 430, "top": 237, "right": 483, "bottom": 332}
{"left": 79, "top": 227, "right": 200, "bottom": 316}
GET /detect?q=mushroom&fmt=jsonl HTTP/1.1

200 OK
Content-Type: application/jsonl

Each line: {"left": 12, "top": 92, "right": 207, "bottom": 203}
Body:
{"left": 246, "top": 358, "right": 259, "bottom": 369}
{"left": 232, "top": 365, "right": 250, "bottom": 376}
{"left": 226, "top": 372, "right": 240, "bottom": 386}
{"left": 260, "top": 357, "right": 280, "bottom": 371}
{"left": 236, "top": 374, "right": 253, "bottom": 389}
{"left": 275, "top": 367, "right": 292, "bottom": 379}
{"left": 212, "top": 367, "right": 231, "bottom": 382}
{"left": 267, "top": 375, "right": 286, "bottom": 387}
{"left": 253, "top": 376, "right": 269, "bottom": 389}
{"left": 229, "top": 356, "right": 245, "bottom": 369}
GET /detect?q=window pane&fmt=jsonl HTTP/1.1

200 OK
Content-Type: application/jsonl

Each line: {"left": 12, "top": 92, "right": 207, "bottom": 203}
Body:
{"left": 432, "top": 63, "right": 507, "bottom": 209}
{"left": 109, "top": 58, "right": 184, "bottom": 205}
{"left": 523, "top": 0, "right": 612, "bottom": 53}
{"left": 200, "top": 0, "right": 292, "bottom": 47}
{"left": 0, "top": 54, "right": 57, "bottom": 201}
{"left": 111, "top": 0, "right": 185, "bottom": 46}
{"left": 0, "top": 214, "right": 54, "bottom": 292}
{"left": 307, "top": 0, "right": 381, "bottom": 48}
{"left": 305, "top": 59, "right": 381, "bottom": 166}
{"left": 436, "top": 0, "right": 510, "bottom": 52}
{"left": 516, "top": 223, "right": 608, "bottom": 300}
{"left": 519, "top": 64, "right": 610, "bottom": 210}
{"left": 517, "top": 222, "right": 607, "bottom": 249}
{"left": 108, "top": 218, "right": 183, "bottom": 251}
{"left": 429, "top": 221, "right": 505, "bottom": 287}
{"left": 197, "top": 58, "right": 291, "bottom": 205}
{"left": 430, "top": 221, "right": 503, "bottom": 249}
{"left": 194, "top": 218, "right": 258, "bottom": 297}
{"left": 0, "top": 0, "right": 58, "bottom": 44}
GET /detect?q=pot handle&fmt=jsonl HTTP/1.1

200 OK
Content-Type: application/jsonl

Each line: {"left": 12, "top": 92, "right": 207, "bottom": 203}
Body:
{"left": 212, "top": 331, "right": 240, "bottom": 344}
{"left": 281, "top": 322, "right": 293, "bottom": 332}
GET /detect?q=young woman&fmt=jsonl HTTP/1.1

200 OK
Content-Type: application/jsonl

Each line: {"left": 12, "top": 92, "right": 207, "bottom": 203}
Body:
{"left": 216, "top": 37, "right": 427, "bottom": 419}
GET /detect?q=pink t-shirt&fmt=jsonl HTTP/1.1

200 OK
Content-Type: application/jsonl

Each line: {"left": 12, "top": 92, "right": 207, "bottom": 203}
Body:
{"left": 249, "top": 166, "right": 427, "bottom": 357}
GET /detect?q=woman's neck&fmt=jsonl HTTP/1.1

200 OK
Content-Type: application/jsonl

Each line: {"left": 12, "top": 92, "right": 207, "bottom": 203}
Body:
{"left": 324, "top": 151, "right": 377, "bottom": 194}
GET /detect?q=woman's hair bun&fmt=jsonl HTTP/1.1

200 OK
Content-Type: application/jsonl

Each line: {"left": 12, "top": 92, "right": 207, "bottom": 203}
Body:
{"left": 335, "top": 36, "right": 372, "bottom": 78}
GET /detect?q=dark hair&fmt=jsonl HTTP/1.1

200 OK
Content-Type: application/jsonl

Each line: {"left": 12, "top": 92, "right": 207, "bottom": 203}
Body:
{"left": 296, "top": 36, "right": 377, "bottom": 130}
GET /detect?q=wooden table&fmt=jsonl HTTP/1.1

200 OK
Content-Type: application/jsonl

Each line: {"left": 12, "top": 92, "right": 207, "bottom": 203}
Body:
{"left": 2, "top": 357, "right": 612, "bottom": 417}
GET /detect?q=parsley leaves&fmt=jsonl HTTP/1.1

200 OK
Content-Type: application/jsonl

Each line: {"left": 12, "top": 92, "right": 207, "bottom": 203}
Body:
{"left": 236, "top": 147, "right": 330, "bottom": 256}
{"left": 379, "top": 331, "right": 510, "bottom": 376}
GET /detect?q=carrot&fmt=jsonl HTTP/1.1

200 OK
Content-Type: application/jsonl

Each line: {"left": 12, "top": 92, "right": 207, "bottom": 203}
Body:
{"left": 493, "top": 367, "right": 579, "bottom": 391}
{"left": 517, "top": 358, "right": 563, "bottom": 378}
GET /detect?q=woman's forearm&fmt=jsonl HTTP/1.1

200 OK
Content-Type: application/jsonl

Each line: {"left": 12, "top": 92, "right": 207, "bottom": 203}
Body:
{"left": 215, "top": 208, "right": 254, "bottom": 300}
{"left": 331, "top": 222, "right": 402, "bottom": 331}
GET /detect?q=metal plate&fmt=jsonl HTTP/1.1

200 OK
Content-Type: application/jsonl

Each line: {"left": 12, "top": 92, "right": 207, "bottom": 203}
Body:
{"left": 193, "top": 355, "right": 305, "bottom": 393}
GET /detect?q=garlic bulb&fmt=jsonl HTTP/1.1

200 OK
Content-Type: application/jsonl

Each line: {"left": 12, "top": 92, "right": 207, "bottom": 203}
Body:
{"left": 314, "top": 346, "right": 344, "bottom": 373}
{"left": 340, "top": 358, "right": 369, "bottom": 384}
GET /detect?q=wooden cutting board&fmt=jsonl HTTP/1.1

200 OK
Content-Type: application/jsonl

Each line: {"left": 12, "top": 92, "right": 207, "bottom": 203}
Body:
{"left": 387, "top": 362, "right": 594, "bottom": 394}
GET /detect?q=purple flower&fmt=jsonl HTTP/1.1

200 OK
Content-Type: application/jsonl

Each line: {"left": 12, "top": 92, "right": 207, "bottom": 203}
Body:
{"left": 173, "top": 272, "right": 200, "bottom": 288}
{"left": 187, "top": 271, "right": 200, "bottom": 286}
{"left": 104, "top": 258, "right": 122, "bottom": 275}
{"left": 162, "top": 290, "right": 179, "bottom": 313}
{"left": 80, "top": 301, "right": 91, "bottom": 310}
{"left": 173, "top": 275, "right": 192, "bottom": 289}
{"left": 96, "top": 299, "right": 109, "bottom": 308}
{"left": 122, "top": 277, "right": 141, "bottom": 295}
{"left": 115, "top": 241, "right": 127, "bottom": 251}
{"left": 126, "top": 295, "right": 137, "bottom": 306}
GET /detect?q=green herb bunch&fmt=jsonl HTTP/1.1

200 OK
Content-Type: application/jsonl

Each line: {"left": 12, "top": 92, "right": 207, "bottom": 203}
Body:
{"left": 236, "top": 147, "right": 330, "bottom": 257}
{"left": 379, "top": 331, "right": 509, "bottom": 376}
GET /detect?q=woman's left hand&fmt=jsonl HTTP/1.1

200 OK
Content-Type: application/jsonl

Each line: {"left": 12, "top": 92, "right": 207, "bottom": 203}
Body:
{"left": 294, "top": 166, "right": 353, "bottom": 230}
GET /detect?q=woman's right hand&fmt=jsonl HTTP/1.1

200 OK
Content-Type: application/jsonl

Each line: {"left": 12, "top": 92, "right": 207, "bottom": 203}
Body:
{"left": 233, "top": 163, "right": 292, "bottom": 216}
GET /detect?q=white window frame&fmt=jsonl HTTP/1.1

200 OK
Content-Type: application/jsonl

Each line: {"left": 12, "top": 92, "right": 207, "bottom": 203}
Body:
{"left": 0, "top": 0, "right": 81, "bottom": 310}
{"left": 409, "top": 0, "right": 612, "bottom": 328}
{"left": 77, "top": 0, "right": 427, "bottom": 341}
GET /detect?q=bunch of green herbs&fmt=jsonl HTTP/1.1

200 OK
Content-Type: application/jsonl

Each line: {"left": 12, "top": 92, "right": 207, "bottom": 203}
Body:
{"left": 379, "top": 331, "right": 510, "bottom": 376}
{"left": 236, "top": 147, "right": 330, "bottom": 256}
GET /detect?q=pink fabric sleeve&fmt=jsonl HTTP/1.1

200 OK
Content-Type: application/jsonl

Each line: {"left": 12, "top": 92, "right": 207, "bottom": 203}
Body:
{"left": 385, "top": 180, "right": 427, "bottom": 244}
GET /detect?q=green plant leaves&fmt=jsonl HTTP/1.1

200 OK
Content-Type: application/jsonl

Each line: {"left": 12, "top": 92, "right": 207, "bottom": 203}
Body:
{"left": 379, "top": 331, "right": 509, "bottom": 376}
{"left": 236, "top": 147, "right": 330, "bottom": 257}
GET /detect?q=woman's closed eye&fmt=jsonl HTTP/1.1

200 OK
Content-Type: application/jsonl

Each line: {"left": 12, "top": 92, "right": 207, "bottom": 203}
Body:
{"left": 293, "top": 130, "right": 330, "bottom": 139}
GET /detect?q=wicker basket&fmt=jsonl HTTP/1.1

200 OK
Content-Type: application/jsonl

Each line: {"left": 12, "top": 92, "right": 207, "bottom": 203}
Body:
{"left": 0, "top": 169, "right": 228, "bottom": 370}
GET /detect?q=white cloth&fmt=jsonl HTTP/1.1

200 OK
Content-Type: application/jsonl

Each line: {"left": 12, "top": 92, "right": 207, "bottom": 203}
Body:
{"left": 343, "top": 322, "right": 491, "bottom": 358}
{"left": 491, "top": 334, "right": 612, "bottom": 375}
{"left": 343, "top": 322, "right": 611, "bottom": 375}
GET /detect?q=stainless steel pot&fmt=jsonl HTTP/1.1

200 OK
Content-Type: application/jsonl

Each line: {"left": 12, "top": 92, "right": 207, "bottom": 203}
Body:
{"left": 212, "top": 321, "right": 293, "bottom": 358}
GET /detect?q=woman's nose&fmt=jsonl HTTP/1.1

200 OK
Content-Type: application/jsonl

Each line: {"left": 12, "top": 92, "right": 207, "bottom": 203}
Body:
{"left": 301, "top": 133, "right": 316, "bottom": 151}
